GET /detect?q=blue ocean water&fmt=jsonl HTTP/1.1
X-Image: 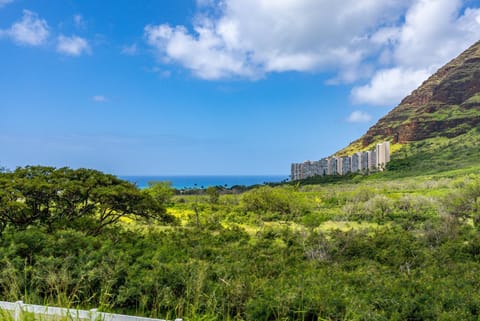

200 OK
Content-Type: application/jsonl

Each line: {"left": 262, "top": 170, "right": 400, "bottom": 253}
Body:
{"left": 121, "top": 175, "right": 289, "bottom": 189}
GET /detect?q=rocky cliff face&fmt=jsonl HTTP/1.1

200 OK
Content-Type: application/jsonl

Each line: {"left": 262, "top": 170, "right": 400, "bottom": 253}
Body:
{"left": 351, "top": 41, "right": 480, "bottom": 149}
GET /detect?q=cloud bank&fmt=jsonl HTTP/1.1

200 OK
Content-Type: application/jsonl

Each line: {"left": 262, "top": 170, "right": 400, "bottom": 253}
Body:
{"left": 352, "top": 0, "right": 480, "bottom": 106}
{"left": 144, "top": 0, "right": 480, "bottom": 106}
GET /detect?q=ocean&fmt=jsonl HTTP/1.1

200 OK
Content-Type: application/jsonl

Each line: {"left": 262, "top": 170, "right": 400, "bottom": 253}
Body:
{"left": 120, "top": 175, "right": 289, "bottom": 189}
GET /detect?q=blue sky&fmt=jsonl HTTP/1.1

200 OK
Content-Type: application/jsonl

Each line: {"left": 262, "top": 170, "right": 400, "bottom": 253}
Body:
{"left": 1, "top": 0, "right": 480, "bottom": 175}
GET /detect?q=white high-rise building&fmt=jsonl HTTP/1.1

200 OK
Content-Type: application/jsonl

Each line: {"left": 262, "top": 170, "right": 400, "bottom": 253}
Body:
{"left": 351, "top": 152, "right": 362, "bottom": 173}
{"left": 367, "top": 151, "right": 376, "bottom": 171}
{"left": 336, "top": 157, "right": 343, "bottom": 175}
{"left": 376, "top": 142, "right": 391, "bottom": 170}
{"left": 341, "top": 156, "right": 352, "bottom": 175}
{"left": 319, "top": 158, "right": 329, "bottom": 176}
{"left": 361, "top": 151, "right": 369, "bottom": 172}
{"left": 290, "top": 141, "right": 391, "bottom": 181}
{"left": 328, "top": 158, "right": 338, "bottom": 175}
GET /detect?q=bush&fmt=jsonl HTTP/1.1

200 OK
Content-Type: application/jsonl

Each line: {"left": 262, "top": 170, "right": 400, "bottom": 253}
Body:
{"left": 240, "top": 186, "right": 311, "bottom": 220}
{"left": 443, "top": 178, "right": 480, "bottom": 222}
{"left": 364, "top": 195, "right": 393, "bottom": 221}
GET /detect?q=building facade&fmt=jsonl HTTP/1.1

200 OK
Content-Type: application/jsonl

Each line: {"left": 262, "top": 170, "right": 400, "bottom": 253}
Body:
{"left": 341, "top": 156, "right": 352, "bottom": 175}
{"left": 376, "top": 141, "right": 391, "bottom": 169}
{"left": 290, "top": 141, "right": 391, "bottom": 181}
{"left": 351, "top": 152, "right": 361, "bottom": 173}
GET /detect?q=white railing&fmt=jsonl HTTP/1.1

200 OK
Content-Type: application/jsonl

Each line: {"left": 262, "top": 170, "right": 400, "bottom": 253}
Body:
{"left": 0, "top": 301, "right": 182, "bottom": 321}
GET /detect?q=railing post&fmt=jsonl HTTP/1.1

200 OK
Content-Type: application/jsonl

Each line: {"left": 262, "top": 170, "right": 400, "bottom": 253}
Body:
{"left": 90, "top": 308, "right": 98, "bottom": 321}
{"left": 14, "top": 301, "right": 23, "bottom": 321}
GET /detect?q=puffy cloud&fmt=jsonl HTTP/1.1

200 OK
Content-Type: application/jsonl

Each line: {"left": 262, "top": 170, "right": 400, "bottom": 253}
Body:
{"left": 393, "top": 0, "right": 478, "bottom": 68}
{"left": 352, "top": 0, "right": 480, "bottom": 106}
{"left": 346, "top": 111, "right": 373, "bottom": 123}
{"left": 145, "top": 0, "right": 480, "bottom": 108}
{"left": 1, "top": 10, "right": 49, "bottom": 46}
{"left": 57, "top": 35, "right": 90, "bottom": 56}
{"left": 351, "top": 67, "right": 431, "bottom": 106}
{"left": 144, "top": 24, "right": 256, "bottom": 79}
{"left": 144, "top": 0, "right": 409, "bottom": 80}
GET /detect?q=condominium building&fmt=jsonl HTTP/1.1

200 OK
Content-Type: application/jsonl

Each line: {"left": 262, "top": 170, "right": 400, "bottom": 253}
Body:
{"left": 336, "top": 157, "right": 343, "bottom": 175}
{"left": 361, "top": 151, "right": 369, "bottom": 171}
{"left": 351, "top": 152, "right": 361, "bottom": 173}
{"left": 341, "top": 156, "right": 352, "bottom": 175}
{"left": 376, "top": 141, "right": 390, "bottom": 169}
{"left": 290, "top": 141, "right": 391, "bottom": 181}
{"left": 319, "top": 158, "right": 329, "bottom": 176}
{"left": 367, "top": 150, "right": 376, "bottom": 171}
{"left": 328, "top": 158, "right": 338, "bottom": 175}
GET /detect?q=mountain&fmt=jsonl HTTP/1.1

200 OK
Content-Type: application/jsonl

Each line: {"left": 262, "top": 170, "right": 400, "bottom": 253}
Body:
{"left": 337, "top": 40, "right": 480, "bottom": 175}
{"left": 340, "top": 40, "right": 480, "bottom": 154}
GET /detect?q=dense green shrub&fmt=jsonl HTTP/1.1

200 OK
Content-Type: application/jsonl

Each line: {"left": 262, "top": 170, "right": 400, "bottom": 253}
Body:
{"left": 240, "top": 186, "right": 312, "bottom": 220}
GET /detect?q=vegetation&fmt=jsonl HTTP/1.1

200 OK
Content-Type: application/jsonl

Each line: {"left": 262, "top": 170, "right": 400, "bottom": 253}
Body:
{"left": 0, "top": 166, "right": 176, "bottom": 236}
{"left": 384, "top": 126, "right": 480, "bottom": 176}
{"left": 4, "top": 31, "right": 480, "bottom": 321}
{"left": 1, "top": 162, "right": 480, "bottom": 320}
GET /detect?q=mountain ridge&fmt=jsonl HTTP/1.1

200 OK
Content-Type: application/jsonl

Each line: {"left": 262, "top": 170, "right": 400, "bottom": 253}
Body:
{"left": 338, "top": 40, "right": 480, "bottom": 156}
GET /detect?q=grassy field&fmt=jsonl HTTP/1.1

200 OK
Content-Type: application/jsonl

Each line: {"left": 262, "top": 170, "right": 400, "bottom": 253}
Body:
{"left": 0, "top": 133, "right": 480, "bottom": 320}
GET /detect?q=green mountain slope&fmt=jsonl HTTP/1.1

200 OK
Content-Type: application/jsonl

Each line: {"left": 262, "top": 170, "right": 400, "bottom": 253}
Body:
{"left": 338, "top": 40, "right": 480, "bottom": 175}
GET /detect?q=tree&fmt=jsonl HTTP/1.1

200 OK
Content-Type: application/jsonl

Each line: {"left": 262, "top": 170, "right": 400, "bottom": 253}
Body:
{"left": 0, "top": 166, "right": 175, "bottom": 234}
{"left": 444, "top": 179, "right": 480, "bottom": 224}
{"left": 206, "top": 186, "right": 220, "bottom": 204}
{"left": 145, "top": 181, "right": 174, "bottom": 206}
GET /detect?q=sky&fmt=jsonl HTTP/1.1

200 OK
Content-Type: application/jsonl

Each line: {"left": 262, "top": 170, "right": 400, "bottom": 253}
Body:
{"left": 1, "top": 0, "right": 480, "bottom": 175}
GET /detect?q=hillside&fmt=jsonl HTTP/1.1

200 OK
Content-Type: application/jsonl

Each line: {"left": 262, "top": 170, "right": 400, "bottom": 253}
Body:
{"left": 338, "top": 40, "right": 480, "bottom": 158}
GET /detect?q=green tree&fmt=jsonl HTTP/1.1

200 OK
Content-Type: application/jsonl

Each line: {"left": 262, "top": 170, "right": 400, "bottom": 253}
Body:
{"left": 444, "top": 179, "right": 480, "bottom": 224}
{"left": 0, "top": 166, "right": 175, "bottom": 234}
{"left": 145, "top": 181, "right": 174, "bottom": 206}
{"left": 206, "top": 186, "right": 220, "bottom": 204}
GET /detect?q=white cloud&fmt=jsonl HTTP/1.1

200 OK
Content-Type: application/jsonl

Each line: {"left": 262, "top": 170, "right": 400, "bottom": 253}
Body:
{"left": 57, "top": 35, "right": 90, "bottom": 56}
{"left": 2, "top": 10, "right": 49, "bottom": 46}
{"left": 351, "top": 67, "right": 431, "bottom": 106}
{"left": 144, "top": 0, "right": 410, "bottom": 80}
{"left": 393, "top": 0, "right": 467, "bottom": 68}
{"left": 352, "top": 0, "right": 480, "bottom": 106}
{"left": 92, "top": 95, "right": 108, "bottom": 102}
{"left": 0, "top": 0, "right": 13, "bottom": 8}
{"left": 347, "top": 111, "right": 372, "bottom": 123}
{"left": 144, "top": 24, "right": 256, "bottom": 79}
{"left": 145, "top": 0, "right": 480, "bottom": 108}
{"left": 121, "top": 43, "right": 137, "bottom": 55}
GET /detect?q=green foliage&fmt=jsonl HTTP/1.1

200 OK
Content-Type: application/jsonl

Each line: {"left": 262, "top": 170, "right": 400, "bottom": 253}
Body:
{"left": 145, "top": 181, "right": 175, "bottom": 206}
{"left": 443, "top": 177, "right": 480, "bottom": 223}
{"left": 205, "top": 186, "right": 220, "bottom": 204}
{"left": 2, "top": 167, "right": 480, "bottom": 320}
{"left": 240, "top": 186, "right": 312, "bottom": 220}
{"left": 0, "top": 166, "right": 175, "bottom": 235}
{"left": 384, "top": 127, "right": 480, "bottom": 178}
